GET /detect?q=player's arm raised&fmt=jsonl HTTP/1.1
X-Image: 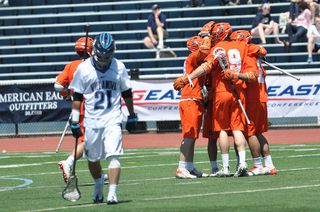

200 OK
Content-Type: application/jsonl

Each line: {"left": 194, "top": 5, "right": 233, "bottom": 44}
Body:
{"left": 173, "top": 55, "right": 215, "bottom": 91}
{"left": 248, "top": 43, "right": 267, "bottom": 58}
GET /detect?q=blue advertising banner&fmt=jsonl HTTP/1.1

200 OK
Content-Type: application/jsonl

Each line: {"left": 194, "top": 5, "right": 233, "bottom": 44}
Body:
{"left": 0, "top": 84, "right": 71, "bottom": 123}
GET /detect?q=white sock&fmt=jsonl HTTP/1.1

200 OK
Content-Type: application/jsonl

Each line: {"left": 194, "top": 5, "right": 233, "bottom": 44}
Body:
{"left": 108, "top": 184, "right": 118, "bottom": 200}
{"left": 66, "top": 156, "right": 74, "bottom": 167}
{"left": 158, "top": 40, "right": 164, "bottom": 46}
{"left": 253, "top": 157, "right": 263, "bottom": 169}
{"left": 238, "top": 151, "right": 246, "bottom": 163}
{"left": 210, "top": 161, "right": 218, "bottom": 169}
{"left": 221, "top": 154, "right": 229, "bottom": 167}
{"left": 263, "top": 155, "right": 274, "bottom": 167}
{"left": 187, "top": 162, "right": 194, "bottom": 171}
{"left": 178, "top": 161, "right": 186, "bottom": 169}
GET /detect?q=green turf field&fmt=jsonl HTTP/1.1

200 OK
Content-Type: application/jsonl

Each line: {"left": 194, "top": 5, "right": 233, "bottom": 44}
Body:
{"left": 1, "top": 143, "right": 320, "bottom": 212}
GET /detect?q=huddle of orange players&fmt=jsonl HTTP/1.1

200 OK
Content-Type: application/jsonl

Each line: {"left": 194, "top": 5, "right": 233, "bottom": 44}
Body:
{"left": 174, "top": 21, "right": 277, "bottom": 179}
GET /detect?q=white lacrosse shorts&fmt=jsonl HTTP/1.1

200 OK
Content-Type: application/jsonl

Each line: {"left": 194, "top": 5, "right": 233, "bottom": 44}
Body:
{"left": 83, "top": 124, "right": 123, "bottom": 162}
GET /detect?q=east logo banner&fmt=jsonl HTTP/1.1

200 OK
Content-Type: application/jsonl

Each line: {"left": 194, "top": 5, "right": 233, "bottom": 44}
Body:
{"left": 122, "top": 80, "right": 181, "bottom": 121}
{"left": 266, "top": 74, "right": 320, "bottom": 117}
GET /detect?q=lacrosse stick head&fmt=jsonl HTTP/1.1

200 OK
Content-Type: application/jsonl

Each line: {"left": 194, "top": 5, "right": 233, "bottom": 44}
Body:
{"left": 201, "top": 85, "right": 208, "bottom": 103}
{"left": 230, "top": 30, "right": 251, "bottom": 43}
{"left": 213, "top": 47, "right": 229, "bottom": 70}
{"left": 62, "top": 174, "right": 81, "bottom": 202}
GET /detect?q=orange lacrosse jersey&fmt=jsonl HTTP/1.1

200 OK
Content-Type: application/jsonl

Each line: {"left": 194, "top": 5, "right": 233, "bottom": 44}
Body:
{"left": 56, "top": 60, "right": 83, "bottom": 89}
{"left": 180, "top": 51, "right": 206, "bottom": 138}
{"left": 56, "top": 59, "right": 85, "bottom": 141}
{"left": 180, "top": 52, "right": 205, "bottom": 100}
{"left": 207, "top": 40, "right": 249, "bottom": 131}
{"left": 244, "top": 55, "right": 268, "bottom": 103}
{"left": 209, "top": 40, "right": 249, "bottom": 94}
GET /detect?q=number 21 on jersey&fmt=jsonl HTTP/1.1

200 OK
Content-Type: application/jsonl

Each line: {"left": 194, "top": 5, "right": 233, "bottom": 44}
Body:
{"left": 94, "top": 90, "right": 112, "bottom": 109}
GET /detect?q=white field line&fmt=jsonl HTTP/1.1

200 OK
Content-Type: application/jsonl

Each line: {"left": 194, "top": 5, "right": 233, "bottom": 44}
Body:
{"left": 2, "top": 152, "right": 320, "bottom": 178}
{"left": 140, "top": 184, "right": 320, "bottom": 201}
{"left": 17, "top": 184, "right": 320, "bottom": 212}
{"left": 2, "top": 143, "right": 320, "bottom": 157}
{"left": 1, "top": 144, "right": 320, "bottom": 159}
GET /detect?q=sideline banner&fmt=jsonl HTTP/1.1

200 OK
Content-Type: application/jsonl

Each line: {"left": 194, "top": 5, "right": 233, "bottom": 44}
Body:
{"left": 266, "top": 74, "right": 320, "bottom": 118}
{"left": 122, "top": 81, "right": 181, "bottom": 121}
{"left": 123, "top": 75, "right": 320, "bottom": 120}
{"left": 0, "top": 84, "right": 71, "bottom": 123}
{"left": 1, "top": 74, "right": 319, "bottom": 123}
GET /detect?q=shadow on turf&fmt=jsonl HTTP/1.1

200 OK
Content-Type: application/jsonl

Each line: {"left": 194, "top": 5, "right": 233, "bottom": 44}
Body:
{"left": 72, "top": 200, "right": 133, "bottom": 206}
{"left": 80, "top": 182, "right": 109, "bottom": 186}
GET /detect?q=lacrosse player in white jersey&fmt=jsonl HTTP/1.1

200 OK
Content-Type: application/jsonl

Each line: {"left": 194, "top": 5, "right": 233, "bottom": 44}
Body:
{"left": 69, "top": 32, "right": 138, "bottom": 204}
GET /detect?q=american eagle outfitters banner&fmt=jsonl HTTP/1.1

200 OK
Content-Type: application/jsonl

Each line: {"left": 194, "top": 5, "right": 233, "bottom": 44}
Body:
{"left": 0, "top": 84, "right": 71, "bottom": 123}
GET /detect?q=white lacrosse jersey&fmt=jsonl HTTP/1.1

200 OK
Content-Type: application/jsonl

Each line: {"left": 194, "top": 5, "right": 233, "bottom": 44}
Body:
{"left": 69, "top": 57, "right": 132, "bottom": 129}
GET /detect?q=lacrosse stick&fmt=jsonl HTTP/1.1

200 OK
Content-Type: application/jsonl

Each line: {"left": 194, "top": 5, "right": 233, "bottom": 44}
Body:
{"left": 201, "top": 85, "right": 208, "bottom": 103}
{"left": 84, "top": 23, "right": 89, "bottom": 61}
{"left": 260, "top": 59, "right": 300, "bottom": 81}
{"left": 55, "top": 113, "right": 72, "bottom": 153}
{"left": 62, "top": 137, "right": 81, "bottom": 202}
{"left": 215, "top": 48, "right": 251, "bottom": 125}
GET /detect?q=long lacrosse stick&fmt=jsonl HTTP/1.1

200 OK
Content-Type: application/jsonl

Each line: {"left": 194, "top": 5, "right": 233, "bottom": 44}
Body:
{"left": 62, "top": 137, "right": 81, "bottom": 202}
{"left": 55, "top": 113, "right": 72, "bottom": 153}
{"left": 215, "top": 48, "right": 251, "bottom": 125}
{"left": 260, "top": 59, "right": 301, "bottom": 81}
{"left": 84, "top": 23, "right": 89, "bottom": 61}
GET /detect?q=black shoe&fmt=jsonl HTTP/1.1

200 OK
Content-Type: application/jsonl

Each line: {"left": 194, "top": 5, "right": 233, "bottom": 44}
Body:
{"left": 93, "top": 195, "right": 104, "bottom": 204}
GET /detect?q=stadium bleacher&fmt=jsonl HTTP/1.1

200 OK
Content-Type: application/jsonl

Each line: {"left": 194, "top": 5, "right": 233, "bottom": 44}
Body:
{"left": 0, "top": 0, "right": 318, "bottom": 80}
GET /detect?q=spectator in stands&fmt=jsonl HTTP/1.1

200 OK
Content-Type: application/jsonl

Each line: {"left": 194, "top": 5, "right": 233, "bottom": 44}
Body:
{"left": 0, "top": 0, "right": 9, "bottom": 7}
{"left": 304, "top": 0, "right": 320, "bottom": 23}
{"left": 251, "top": 3, "right": 283, "bottom": 44}
{"left": 221, "top": 0, "right": 232, "bottom": 15}
{"left": 306, "top": 15, "right": 320, "bottom": 62}
{"left": 236, "top": 0, "right": 252, "bottom": 4}
{"left": 283, "top": 1, "right": 311, "bottom": 49}
{"left": 287, "top": 0, "right": 300, "bottom": 24}
{"left": 143, "top": 4, "right": 169, "bottom": 59}
{"left": 187, "top": 0, "right": 205, "bottom": 7}
{"left": 221, "top": 0, "right": 252, "bottom": 6}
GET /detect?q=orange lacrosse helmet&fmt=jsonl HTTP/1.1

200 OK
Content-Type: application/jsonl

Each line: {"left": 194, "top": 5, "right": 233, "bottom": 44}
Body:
{"left": 230, "top": 30, "right": 252, "bottom": 43}
{"left": 75, "top": 37, "right": 94, "bottom": 57}
{"left": 187, "top": 35, "right": 202, "bottom": 52}
{"left": 211, "top": 22, "right": 232, "bottom": 45}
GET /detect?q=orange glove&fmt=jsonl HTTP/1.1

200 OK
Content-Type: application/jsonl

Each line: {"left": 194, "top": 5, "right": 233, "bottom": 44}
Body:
{"left": 199, "top": 21, "right": 215, "bottom": 37}
{"left": 206, "top": 86, "right": 215, "bottom": 100}
{"left": 173, "top": 75, "right": 189, "bottom": 91}
{"left": 224, "top": 69, "right": 239, "bottom": 81}
{"left": 247, "top": 71, "right": 258, "bottom": 82}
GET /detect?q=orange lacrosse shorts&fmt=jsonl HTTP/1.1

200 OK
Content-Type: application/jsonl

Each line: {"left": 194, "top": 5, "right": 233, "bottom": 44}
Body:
{"left": 179, "top": 100, "right": 204, "bottom": 139}
{"left": 245, "top": 102, "right": 268, "bottom": 137}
